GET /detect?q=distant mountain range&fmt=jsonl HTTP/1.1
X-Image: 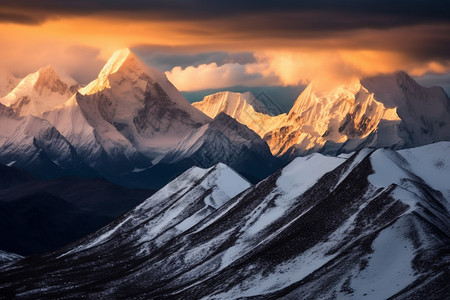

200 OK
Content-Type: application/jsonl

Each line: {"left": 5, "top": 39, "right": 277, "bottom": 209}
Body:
{"left": 0, "top": 49, "right": 284, "bottom": 188}
{"left": 194, "top": 73, "right": 450, "bottom": 158}
{"left": 1, "top": 49, "right": 449, "bottom": 190}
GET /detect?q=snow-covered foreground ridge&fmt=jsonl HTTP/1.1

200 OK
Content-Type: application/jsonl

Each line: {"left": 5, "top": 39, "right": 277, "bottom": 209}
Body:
{"left": 1, "top": 142, "right": 448, "bottom": 299}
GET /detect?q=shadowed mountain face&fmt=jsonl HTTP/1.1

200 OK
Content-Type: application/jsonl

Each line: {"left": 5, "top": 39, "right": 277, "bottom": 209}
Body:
{"left": 1, "top": 142, "right": 448, "bottom": 299}
{"left": 0, "top": 103, "right": 97, "bottom": 180}
{"left": 0, "top": 164, "right": 154, "bottom": 256}
{"left": 117, "top": 112, "right": 282, "bottom": 189}
{"left": 160, "top": 112, "right": 282, "bottom": 182}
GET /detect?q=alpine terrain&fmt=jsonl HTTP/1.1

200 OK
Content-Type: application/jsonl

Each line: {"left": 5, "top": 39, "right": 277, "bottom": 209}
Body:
{"left": 193, "top": 74, "right": 450, "bottom": 158}
{"left": 0, "top": 142, "right": 448, "bottom": 299}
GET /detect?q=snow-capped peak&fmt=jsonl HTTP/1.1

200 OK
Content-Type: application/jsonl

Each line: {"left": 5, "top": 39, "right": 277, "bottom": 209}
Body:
{"left": 193, "top": 91, "right": 286, "bottom": 138}
{"left": 79, "top": 48, "right": 157, "bottom": 96}
{"left": 99, "top": 48, "right": 133, "bottom": 79}
{"left": 193, "top": 91, "right": 271, "bottom": 118}
{"left": 264, "top": 78, "right": 400, "bottom": 156}
{"left": 0, "top": 65, "right": 77, "bottom": 116}
{"left": 79, "top": 48, "right": 140, "bottom": 95}
{"left": 78, "top": 48, "right": 209, "bottom": 119}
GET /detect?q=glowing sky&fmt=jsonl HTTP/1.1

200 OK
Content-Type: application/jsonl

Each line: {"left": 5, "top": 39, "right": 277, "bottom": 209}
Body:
{"left": 1, "top": 0, "right": 449, "bottom": 94}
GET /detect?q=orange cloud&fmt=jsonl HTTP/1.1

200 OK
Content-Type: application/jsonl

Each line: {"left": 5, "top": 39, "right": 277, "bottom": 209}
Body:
{"left": 0, "top": 14, "right": 448, "bottom": 89}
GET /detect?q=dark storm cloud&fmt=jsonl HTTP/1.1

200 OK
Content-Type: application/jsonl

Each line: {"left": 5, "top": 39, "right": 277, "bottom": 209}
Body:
{"left": 0, "top": 12, "right": 42, "bottom": 25}
{"left": 1, "top": 0, "right": 449, "bottom": 29}
{"left": 2, "top": 0, "right": 449, "bottom": 64}
{"left": 132, "top": 45, "right": 256, "bottom": 71}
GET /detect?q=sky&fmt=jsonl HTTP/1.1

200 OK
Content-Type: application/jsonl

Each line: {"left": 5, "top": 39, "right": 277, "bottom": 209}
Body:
{"left": 1, "top": 0, "right": 449, "bottom": 105}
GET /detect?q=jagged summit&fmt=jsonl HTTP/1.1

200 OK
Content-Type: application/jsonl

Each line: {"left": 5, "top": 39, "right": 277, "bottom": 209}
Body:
{"left": 262, "top": 78, "right": 401, "bottom": 156}
{"left": 193, "top": 91, "right": 271, "bottom": 117}
{"left": 361, "top": 71, "right": 450, "bottom": 147}
{"left": 193, "top": 91, "right": 286, "bottom": 137}
{"left": 79, "top": 48, "right": 146, "bottom": 95}
{"left": 0, "top": 65, "right": 77, "bottom": 116}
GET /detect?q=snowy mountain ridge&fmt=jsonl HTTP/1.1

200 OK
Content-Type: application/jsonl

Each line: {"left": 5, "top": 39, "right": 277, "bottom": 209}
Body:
{"left": 0, "top": 49, "right": 280, "bottom": 188}
{"left": 193, "top": 74, "right": 450, "bottom": 158}
{"left": 1, "top": 142, "right": 448, "bottom": 298}
{"left": 0, "top": 102, "right": 95, "bottom": 179}
{"left": 1, "top": 65, "right": 77, "bottom": 117}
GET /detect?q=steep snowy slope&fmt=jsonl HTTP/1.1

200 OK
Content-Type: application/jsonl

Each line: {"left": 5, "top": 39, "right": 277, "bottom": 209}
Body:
{"left": 43, "top": 95, "right": 107, "bottom": 168}
{"left": 0, "top": 103, "right": 95, "bottom": 179}
{"left": 362, "top": 71, "right": 450, "bottom": 147}
{"left": 0, "top": 69, "right": 20, "bottom": 98}
{"left": 1, "top": 65, "right": 77, "bottom": 116}
{"left": 61, "top": 163, "right": 250, "bottom": 257}
{"left": 160, "top": 112, "right": 281, "bottom": 182}
{"left": 192, "top": 91, "right": 285, "bottom": 136}
{"left": 1, "top": 143, "right": 447, "bottom": 298}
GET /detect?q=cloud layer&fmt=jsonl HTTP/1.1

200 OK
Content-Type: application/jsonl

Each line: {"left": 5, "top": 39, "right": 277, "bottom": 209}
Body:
{"left": 0, "top": 1, "right": 449, "bottom": 90}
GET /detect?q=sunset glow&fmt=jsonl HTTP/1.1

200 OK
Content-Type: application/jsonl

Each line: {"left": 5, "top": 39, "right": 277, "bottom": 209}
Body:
{"left": 1, "top": 1, "right": 449, "bottom": 90}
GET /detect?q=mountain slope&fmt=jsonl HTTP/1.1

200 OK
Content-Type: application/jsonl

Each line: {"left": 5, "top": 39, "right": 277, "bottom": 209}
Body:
{"left": 42, "top": 49, "right": 211, "bottom": 178}
{"left": 160, "top": 112, "right": 281, "bottom": 183}
{"left": 192, "top": 91, "right": 285, "bottom": 137}
{"left": 0, "top": 103, "right": 96, "bottom": 179}
{"left": 1, "top": 65, "right": 77, "bottom": 117}
{"left": 0, "top": 143, "right": 447, "bottom": 298}
{"left": 0, "top": 250, "right": 22, "bottom": 264}
{"left": 266, "top": 79, "right": 401, "bottom": 156}
{"left": 361, "top": 71, "right": 450, "bottom": 147}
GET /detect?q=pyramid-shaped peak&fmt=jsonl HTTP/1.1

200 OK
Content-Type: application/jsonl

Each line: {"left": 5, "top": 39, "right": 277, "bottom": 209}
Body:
{"left": 97, "top": 48, "right": 149, "bottom": 79}
{"left": 36, "top": 66, "right": 61, "bottom": 84}
{"left": 33, "top": 65, "right": 77, "bottom": 96}
{"left": 80, "top": 48, "right": 155, "bottom": 95}
{"left": 99, "top": 49, "right": 133, "bottom": 76}
{"left": 38, "top": 64, "right": 57, "bottom": 75}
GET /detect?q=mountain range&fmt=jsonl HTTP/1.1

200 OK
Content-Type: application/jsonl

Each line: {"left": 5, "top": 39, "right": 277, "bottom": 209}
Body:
{"left": 0, "top": 49, "right": 283, "bottom": 188}
{"left": 194, "top": 73, "right": 450, "bottom": 158}
{"left": 1, "top": 142, "right": 448, "bottom": 298}
{"left": 1, "top": 49, "right": 449, "bottom": 188}
{"left": 0, "top": 49, "right": 449, "bottom": 299}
